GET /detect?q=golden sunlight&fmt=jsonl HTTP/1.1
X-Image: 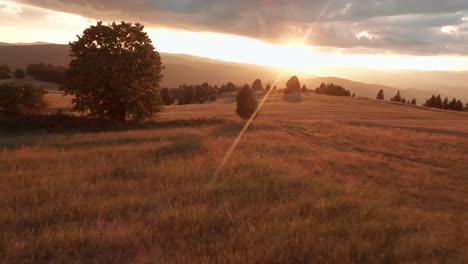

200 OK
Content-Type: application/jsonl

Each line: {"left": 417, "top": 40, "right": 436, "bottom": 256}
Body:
{"left": 1, "top": 1, "right": 467, "bottom": 73}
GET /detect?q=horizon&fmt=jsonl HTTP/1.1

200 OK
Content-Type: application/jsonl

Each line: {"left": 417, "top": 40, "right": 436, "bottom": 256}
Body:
{"left": 1, "top": 0, "right": 468, "bottom": 73}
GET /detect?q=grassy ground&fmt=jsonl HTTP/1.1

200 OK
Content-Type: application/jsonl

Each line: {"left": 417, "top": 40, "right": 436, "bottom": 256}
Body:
{"left": 1, "top": 92, "right": 467, "bottom": 263}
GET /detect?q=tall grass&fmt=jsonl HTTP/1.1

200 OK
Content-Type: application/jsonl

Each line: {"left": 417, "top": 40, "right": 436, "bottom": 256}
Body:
{"left": 1, "top": 118, "right": 467, "bottom": 263}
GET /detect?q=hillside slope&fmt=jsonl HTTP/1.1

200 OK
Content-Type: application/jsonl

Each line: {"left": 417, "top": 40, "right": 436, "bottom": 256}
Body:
{"left": 305, "top": 77, "right": 447, "bottom": 103}
{"left": 1, "top": 43, "right": 467, "bottom": 101}
{"left": 1, "top": 91, "right": 467, "bottom": 262}
{"left": 0, "top": 44, "right": 304, "bottom": 88}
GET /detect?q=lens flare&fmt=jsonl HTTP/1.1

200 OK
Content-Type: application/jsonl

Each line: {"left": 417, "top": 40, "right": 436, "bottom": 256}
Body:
{"left": 213, "top": 0, "right": 334, "bottom": 178}
{"left": 214, "top": 72, "right": 283, "bottom": 177}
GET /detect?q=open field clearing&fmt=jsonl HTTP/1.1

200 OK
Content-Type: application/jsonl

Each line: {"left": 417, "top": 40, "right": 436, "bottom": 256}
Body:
{"left": 1, "top": 92, "right": 468, "bottom": 262}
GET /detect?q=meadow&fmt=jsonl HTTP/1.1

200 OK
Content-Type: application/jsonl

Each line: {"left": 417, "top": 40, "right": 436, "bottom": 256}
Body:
{"left": 1, "top": 91, "right": 467, "bottom": 262}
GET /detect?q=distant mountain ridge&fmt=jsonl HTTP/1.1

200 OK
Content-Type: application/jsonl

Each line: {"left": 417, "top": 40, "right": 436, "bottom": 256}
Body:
{"left": 0, "top": 42, "right": 52, "bottom": 46}
{"left": 0, "top": 43, "right": 304, "bottom": 88}
{"left": 1, "top": 43, "right": 467, "bottom": 102}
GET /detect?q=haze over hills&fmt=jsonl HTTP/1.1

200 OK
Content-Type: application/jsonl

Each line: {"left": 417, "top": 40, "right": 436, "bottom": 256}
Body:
{"left": 1, "top": 43, "right": 467, "bottom": 102}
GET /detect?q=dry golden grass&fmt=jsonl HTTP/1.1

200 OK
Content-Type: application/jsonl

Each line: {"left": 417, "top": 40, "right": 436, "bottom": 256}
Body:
{"left": 1, "top": 92, "right": 468, "bottom": 263}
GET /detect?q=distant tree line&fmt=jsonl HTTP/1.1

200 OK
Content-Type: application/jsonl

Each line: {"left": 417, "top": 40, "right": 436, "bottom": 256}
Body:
{"left": 315, "top": 82, "right": 351, "bottom": 97}
{"left": 376, "top": 89, "right": 417, "bottom": 105}
{"left": 389, "top": 90, "right": 416, "bottom": 105}
{"left": 166, "top": 79, "right": 276, "bottom": 106}
{"left": 171, "top": 83, "right": 218, "bottom": 105}
{"left": 27, "top": 64, "right": 66, "bottom": 84}
{"left": 424, "top": 94, "right": 466, "bottom": 112}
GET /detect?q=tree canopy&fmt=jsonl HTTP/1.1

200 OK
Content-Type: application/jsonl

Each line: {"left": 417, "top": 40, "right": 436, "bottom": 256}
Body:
{"left": 424, "top": 94, "right": 465, "bottom": 111}
{"left": 252, "top": 79, "right": 263, "bottom": 91}
{"left": 0, "top": 64, "right": 10, "bottom": 79}
{"left": 377, "top": 89, "right": 384, "bottom": 100}
{"left": 391, "top": 91, "right": 402, "bottom": 102}
{"left": 315, "top": 83, "right": 351, "bottom": 97}
{"left": 236, "top": 85, "right": 258, "bottom": 120}
{"left": 14, "top": 69, "right": 26, "bottom": 79}
{"left": 285, "top": 76, "right": 301, "bottom": 94}
{"left": 0, "top": 83, "right": 47, "bottom": 117}
{"left": 63, "top": 21, "right": 164, "bottom": 121}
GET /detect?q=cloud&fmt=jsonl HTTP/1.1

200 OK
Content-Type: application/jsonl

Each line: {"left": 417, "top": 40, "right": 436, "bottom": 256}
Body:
{"left": 0, "top": 0, "right": 22, "bottom": 15}
{"left": 12, "top": 0, "right": 468, "bottom": 55}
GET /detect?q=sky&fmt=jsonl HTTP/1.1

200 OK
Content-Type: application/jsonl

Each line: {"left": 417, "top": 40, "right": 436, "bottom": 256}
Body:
{"left": 1, "top": 0, "right": 468, "bottom": 73}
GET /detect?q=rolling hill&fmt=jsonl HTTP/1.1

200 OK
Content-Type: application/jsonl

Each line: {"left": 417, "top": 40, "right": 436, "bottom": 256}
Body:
{"left": 0, "top": 43, "right": 309, "bottom": 88}
{"left": 1, "top": 91, "right": 467, "bottom": 262}
{"left": 304, "top": 77, "right": 443, "bottom": 104}
{"left": 1, "top": 43, "right": 467, "bottom": 102}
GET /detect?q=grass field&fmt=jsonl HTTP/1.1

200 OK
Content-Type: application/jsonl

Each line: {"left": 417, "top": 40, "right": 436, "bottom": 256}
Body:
{"left": 1, "top": 91, "right": 468, "bottom": 262}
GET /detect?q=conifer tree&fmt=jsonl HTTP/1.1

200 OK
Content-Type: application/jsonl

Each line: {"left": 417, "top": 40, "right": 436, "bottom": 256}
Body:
{"left": 443, "top": 97, "right": 449, "bottom": 109}
{"left": 436, "top": 95, "right": 443, "bottom": 109}
{"left": 376, "top": 89, "right": 384, "bottom": 100}
{"left": 236, "top": 85, "right": 258, "bottom": 120}
{"left": 391, "top": 91, "right": 402, "bottom": 102}
{"left": 456, "top": 100, "right": 464, "bottom": 111}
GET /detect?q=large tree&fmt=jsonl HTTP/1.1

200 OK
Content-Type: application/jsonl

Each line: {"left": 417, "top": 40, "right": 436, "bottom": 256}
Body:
{"left": 63, "top": 21, "right": 164, "bottom": 121}
{"left": 252, "top": 79, "right": 263, "bottom": 91}
{"left": 285, "top": 76, "right": 301, "bottom": 94}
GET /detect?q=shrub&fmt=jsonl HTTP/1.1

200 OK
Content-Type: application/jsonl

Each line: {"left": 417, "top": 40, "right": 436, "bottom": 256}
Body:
{"left": 0, "top": 71, "right": 10, "bottom": 80}
{"left": 14, "top": 69, "right": 26, "bottom": 79}
{"left": 236, "top": 85, "right": 258, "bottom": 120}
{"left": 0, "top": 83, "right": 47, "bottom": 117}
{"left": 0, "top": 64, "right": 10, "bottom": 80}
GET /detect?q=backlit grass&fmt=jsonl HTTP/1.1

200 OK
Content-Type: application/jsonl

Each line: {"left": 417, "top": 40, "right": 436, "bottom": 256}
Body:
{"left": 1, "top": 114, "right": 467, "bottom": 262}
